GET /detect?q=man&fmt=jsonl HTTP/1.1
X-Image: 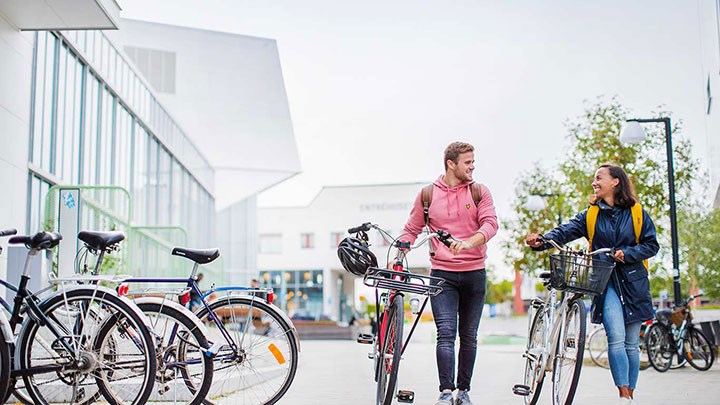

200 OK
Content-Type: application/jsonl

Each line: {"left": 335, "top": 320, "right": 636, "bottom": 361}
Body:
{"left": 402, "top": 141, "right": 498, "bottom": 405}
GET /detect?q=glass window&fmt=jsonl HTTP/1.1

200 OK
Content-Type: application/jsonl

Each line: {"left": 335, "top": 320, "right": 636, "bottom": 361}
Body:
{"left": 259, "top": 234, "right": 282, "bottom": 254}
{"left": 300, "top": 233, "right": 314, "bottom": 249}
{"left": 157, "top": 147, "right": 171, "bottom": 225}
{"left": 330, "top": 232, "right": 343, "bottom": 248}
{"left": 82, "top": 75, "right": 101, "bottom": 185}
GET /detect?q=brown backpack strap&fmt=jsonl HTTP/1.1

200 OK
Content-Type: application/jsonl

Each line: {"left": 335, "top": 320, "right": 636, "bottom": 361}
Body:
{"left": 470, "top": 183, "right": 483, "bottom": 207}
{"left": 421, "top": 184, "right": 434, "bottom": 226}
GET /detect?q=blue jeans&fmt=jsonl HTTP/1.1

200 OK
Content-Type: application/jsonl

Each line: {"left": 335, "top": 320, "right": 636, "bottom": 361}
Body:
{"left": 430, "top": 269, "right": 486, "bottom": 392}
{"left": 603, "top": 283, "right": 642, "bottom": 389}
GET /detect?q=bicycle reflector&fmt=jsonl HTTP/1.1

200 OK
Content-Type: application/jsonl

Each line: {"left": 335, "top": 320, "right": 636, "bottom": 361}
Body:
{"left": 267, "top": 291, "right": 275, "bottom": 304}
{"left": 179, "top": 289, "right": 191, "bottom": 306}
{"left": 116, "top": 283, "right": 129, "bottom": 297}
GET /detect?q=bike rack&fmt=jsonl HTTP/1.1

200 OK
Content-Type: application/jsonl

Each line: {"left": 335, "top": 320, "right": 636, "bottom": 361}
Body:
{"left": 363, "top": 267, "right": 444, "bottom": 296}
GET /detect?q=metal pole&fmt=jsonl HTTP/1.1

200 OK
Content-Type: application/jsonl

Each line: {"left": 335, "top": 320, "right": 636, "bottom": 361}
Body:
{"left": 663, "top": 118, "right": 682, "bottom": 307}
{"left": 633, "top": 117, "right": 681, "bottom": 306}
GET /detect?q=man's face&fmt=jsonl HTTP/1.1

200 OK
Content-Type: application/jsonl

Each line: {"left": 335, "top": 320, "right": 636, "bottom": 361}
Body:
{"left": 449, "top": 151, "right": 474, "bottom": 182}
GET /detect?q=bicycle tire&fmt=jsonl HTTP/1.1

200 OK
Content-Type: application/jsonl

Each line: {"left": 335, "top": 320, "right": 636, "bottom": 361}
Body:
{"left": 552, "top": 298, "right": 586, "bottom": 405}
{"left": 587, "top": 327, "right": 609, "bottom": 369}
{"left": 645, "top": 323, "right": 673, "bottom": 372}
{"left": 523, "top": 308, "right": 545, "bottom": 405}
{"left": 684, "top": 326, "right": 715, "bottom": 371}
{"left": 16, "top": 287, "right": 157, "bottom": 405}
{"left": 137, "top": 301, "right": 213, "bottom": 405}
{"left": 195, "top": 295, "right": 298, "bottom": 404}
{"left": 376, "top": 294, "right": 403, "bottom": 405}
{"left": 0, "top": 325, "right": 10, "bottom": 404}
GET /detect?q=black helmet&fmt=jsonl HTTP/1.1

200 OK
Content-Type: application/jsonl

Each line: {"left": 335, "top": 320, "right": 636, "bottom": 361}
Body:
{"left": 337, "top": 237, "right": 378, "bottom": 276}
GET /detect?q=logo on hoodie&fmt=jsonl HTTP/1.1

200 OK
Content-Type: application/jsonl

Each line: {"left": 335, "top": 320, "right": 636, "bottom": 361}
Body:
{"left": 465, "top": 203, "right": 471, "bottom": 209}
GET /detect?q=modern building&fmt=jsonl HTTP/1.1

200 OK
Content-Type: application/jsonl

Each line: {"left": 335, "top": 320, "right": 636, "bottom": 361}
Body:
{"left": 0, "top": 2, "right": 299, "bottom": 288}
{"left": 257, "top": 183, "right": 435, "bottom": 322}
{"left": 698, "top": 1, "right": 720, "bottom": 208}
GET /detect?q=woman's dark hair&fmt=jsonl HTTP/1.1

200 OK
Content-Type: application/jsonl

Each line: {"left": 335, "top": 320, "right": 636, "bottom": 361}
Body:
{"left": 589, "top": 164, "right": 638, "bottom": 208}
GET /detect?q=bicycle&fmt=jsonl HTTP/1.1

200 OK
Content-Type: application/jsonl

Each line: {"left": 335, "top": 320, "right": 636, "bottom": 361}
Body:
{"left": 587, "top": 320, "right": 652, "bottom": 370}
{"left": 4, "top": 230, "right": 158, "bottom": 404}
{"left": 513, "top": 236, "right": 616, "bottom": 405}
{"left": 340, "top": 222, "right": 452, "bottom": 405}
{"left": 74, "top": 230, "right": 214, "bottom": 405}
{"left": 107, "top": 241, "right": 300, "bottom": 404}
{"left": 645, "top": 292, "right": 715, "bottom": 372}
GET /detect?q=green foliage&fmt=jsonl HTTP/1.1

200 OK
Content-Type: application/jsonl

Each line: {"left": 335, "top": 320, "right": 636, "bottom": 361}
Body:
{"left": 678, "top": 209, "right": 720, "bottom": 299}
{"left": 485, "top": 277, "right": 513, "bottom": 305}
{"left": 503, "top": 97, "right": 703, "bottom": 293}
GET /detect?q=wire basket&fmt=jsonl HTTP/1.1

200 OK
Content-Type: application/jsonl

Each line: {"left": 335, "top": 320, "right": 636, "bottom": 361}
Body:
{"left": 363, "top": 267, "right": 444, "bottom": 296}
{"left": 548, "top": 253, "right": 615, "bottom": 296}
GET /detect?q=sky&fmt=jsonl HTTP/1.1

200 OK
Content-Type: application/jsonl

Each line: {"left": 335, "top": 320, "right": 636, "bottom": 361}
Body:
{"left": 118, "top": 0, "right": 712, "bottom": 273}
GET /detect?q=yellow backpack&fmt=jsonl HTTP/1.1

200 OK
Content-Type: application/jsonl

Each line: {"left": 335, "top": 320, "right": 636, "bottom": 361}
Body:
{"left": 586, "top": 203, "right": 648, "bottom": 270}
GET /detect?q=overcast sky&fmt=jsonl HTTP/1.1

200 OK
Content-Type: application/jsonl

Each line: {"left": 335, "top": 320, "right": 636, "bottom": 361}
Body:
{"left": 118, "top": 1, "right": 711, "bottom": 278}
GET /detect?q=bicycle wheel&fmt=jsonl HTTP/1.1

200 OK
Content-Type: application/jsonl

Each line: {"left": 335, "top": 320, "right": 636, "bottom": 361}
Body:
{"left": 17, "top": 287, "right": 157, "bottom": 405}
{"left": 552, "top": 299, "right": 586, "bottom": 405}
{"left": 195, "top": 295, "right": 298, "bottom": 404}
{"left": 376, "top": 294, "right": 403, "bottom": 405}
{"left": 683, "top": 327, "right": 715, "bottom": 371}
{"left": 587, "top": 327, "right": 609, "bottom": 369}
{"left": 523, "top": 308, "right": 545, "bottom": 405}
{"left": 137, "top": 301, "right": 213, "bottom": 405}
{"left": 0, "top": 326, "right": 10, "bottom": 403}
{"left": 645, "top": 323, "right": 673, "bottom": 372}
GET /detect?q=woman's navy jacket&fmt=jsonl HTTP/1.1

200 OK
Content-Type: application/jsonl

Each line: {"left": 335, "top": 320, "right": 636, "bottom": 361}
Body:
{"left": 534, "top": 201, "right": 659, "bottom": 324}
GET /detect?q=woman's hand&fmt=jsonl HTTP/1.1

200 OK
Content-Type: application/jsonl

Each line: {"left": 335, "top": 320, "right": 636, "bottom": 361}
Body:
{"left": 614, "top": 249, "right": 625, "bottom": 263}
{"left": 525, "top": 234, "right": 543, "bottom": 248}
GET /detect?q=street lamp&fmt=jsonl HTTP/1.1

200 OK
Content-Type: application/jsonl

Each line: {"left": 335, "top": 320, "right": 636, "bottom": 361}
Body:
{"left": 525, "top": 193, "right": 562, "bottom": 225}
{"left": 620, "top": 117, "right": 681, "bottom": 307}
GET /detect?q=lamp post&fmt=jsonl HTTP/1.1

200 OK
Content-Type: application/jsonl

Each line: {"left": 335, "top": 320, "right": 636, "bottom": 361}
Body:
{"left": 620, "top": 117, "right": 682, "bottom": 307}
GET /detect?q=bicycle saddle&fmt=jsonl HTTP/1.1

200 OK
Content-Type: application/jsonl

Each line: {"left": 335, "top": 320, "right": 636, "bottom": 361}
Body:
{"left": 78, "top": 230, "right": 125, "bottom": 251}
{"left": 9, "top": 231, "right": 62, "bottom": 250}
{"left": 172, "top": 247, "right": 220, "bottom": 264}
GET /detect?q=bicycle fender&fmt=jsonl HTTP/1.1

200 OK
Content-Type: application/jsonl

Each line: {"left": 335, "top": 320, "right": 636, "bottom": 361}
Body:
{"left": 133, "top": 296, "right": 209, "bottom": 338}
{"left": 0, "top": 310, "right": 13, "bottom": 343}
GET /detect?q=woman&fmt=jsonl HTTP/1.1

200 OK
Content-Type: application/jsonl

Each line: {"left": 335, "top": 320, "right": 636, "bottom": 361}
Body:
{"left": 525, "top": 164, "right": 659, "bottom": 404}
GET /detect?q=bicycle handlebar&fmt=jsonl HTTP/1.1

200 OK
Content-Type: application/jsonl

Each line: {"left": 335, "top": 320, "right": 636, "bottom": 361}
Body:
{"left": 0, "top": 229, "right": 17, "bottom": 237}
{"left": 347, "top": 223, "right": 373, "bottom": 234}
{"left": 538, "top": 234, "right": 613, "bottom": 257}
{"left": 348, "top": 222, "right": 456, "bottom": 249}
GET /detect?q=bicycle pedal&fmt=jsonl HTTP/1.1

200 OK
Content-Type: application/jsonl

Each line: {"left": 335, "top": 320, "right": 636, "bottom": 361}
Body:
{"left": 357, "top": 333, "right": 374, "bottom": 344}
{"left": 397, "top": 390, "right": 414, "bottom": 403}
{"left": 512, "top": 384, "right": 531, "bottom": 396}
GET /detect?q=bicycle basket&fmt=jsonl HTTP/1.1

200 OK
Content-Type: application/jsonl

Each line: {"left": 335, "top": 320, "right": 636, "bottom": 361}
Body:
{"left": 548, "top": 253, "right": 615, "bottom": 295}
{"left": 670, "top": 307, "right": 688, "bottom": 327}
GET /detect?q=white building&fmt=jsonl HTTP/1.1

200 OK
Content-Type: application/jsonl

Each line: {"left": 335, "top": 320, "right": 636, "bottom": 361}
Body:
{"left": 698, "top": 2, "right": 720, "bottom": 208}
{"left": 0, "top": 3, "right": 299, "bottom": 286}
{"left": 258, "top": 182, "right": 435, "bottom": 322}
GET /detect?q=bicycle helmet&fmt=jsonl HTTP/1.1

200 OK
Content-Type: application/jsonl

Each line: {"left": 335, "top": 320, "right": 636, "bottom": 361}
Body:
{"left": 337, "top": 237, "right": 378, "bottom": 276}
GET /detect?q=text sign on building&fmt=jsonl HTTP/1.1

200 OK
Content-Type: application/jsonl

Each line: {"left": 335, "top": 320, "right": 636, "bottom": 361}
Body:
{"left": 57, "top": 188, "right": 80, "bottom": 277}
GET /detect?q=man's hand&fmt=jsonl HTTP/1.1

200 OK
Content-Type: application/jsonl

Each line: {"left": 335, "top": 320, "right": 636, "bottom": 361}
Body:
{"left": 525, "top": 234, "right": 543, "bottom": 248}
{"left": 450, "top": 240, "right": 472, "bottom": 255}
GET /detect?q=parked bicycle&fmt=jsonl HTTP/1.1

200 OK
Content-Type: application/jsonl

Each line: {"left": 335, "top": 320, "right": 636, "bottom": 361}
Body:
{"left": 2, "top": 230, "right": 157, "bottom": 404}
{"left": 645, "top": 293, "right": 715, "bottom": 372}
{"left": 587, "top": 320, "right": 652, "bottom": 370}
{"left": 90, "top": 236, "right": 300, "bottom": 405}
{"left": 339, "top": 222, "right": 453, "bottom": 405}
{"left": 513, "top": 236, "right": 616, "bottom": 405}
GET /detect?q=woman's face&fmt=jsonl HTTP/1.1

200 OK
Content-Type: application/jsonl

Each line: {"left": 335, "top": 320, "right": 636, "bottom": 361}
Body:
{"left": 592, "top": 167, "right": 619, "bottom": 201}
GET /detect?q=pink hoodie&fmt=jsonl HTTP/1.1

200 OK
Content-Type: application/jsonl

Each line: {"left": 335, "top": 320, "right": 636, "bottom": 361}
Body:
{"left": 402, "top": 176, "right": 498, "bottom": 271}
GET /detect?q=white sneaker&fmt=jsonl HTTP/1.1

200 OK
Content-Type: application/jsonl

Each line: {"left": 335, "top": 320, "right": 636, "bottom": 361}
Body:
{"left": 435, "top": 391, "right": 454, "bottom": 405}
{"left": 617, "top": 397, "right": 632, "bottom": 405}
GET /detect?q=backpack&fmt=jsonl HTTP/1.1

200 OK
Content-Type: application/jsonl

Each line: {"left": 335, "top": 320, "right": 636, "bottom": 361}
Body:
{"left": 586, "top": 203, "right": 648, "bottom": 270}
{"left": 421, "top": 183, "right": 483, "bottom": 227}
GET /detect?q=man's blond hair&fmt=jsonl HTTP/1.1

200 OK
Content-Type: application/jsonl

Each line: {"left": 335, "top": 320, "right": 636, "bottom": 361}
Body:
{"left": 444, "top": 142, "right": 474, "bottom": 170}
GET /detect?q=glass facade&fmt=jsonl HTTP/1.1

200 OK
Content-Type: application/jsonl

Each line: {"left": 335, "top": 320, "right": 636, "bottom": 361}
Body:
{"left": 27, "top": 31, "right": 214, "bottom": 247}
{"left": 259, "top": 270, "right": 324, "bottom": 319}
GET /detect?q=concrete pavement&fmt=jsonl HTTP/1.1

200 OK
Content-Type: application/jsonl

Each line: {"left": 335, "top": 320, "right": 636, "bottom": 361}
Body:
{"left": 280, "top": 316, "right": 720, "bottom": 404}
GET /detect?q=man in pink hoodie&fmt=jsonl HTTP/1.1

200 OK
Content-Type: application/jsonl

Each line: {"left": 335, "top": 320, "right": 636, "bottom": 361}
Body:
{"left": 402, "top": 141, "right": 498, "bottom": 405}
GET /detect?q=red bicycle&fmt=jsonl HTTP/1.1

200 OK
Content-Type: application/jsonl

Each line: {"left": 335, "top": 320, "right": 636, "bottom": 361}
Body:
{"left": 338, "top": 222, "right": 453, "bottom": 405}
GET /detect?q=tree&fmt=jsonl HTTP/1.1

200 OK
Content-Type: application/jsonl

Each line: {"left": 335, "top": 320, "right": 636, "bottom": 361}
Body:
{"left": 504, "top": 97, "right": 703, "bottom": 296}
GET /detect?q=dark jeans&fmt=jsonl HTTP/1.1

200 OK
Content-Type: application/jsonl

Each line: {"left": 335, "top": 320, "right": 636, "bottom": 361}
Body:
{"left": 430, "top": 269, "right": 486, "bottom": 392}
